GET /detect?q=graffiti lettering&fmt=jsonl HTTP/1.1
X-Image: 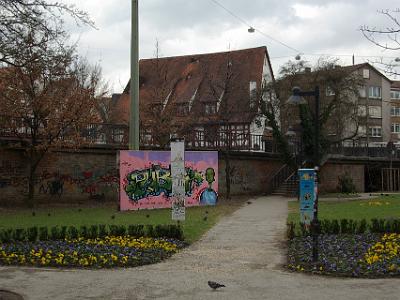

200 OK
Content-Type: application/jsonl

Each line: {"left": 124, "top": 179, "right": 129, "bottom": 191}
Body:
{"left": 124, "top": 164, "right": 204, "bottom": 202}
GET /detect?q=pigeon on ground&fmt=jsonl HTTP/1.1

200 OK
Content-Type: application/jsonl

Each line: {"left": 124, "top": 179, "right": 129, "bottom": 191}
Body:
{"left": 208, "top": 281, "right": 225, "bottom": 290}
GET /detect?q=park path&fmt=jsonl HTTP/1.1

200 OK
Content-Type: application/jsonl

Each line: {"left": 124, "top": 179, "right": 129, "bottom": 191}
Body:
{"left": 1, "top": 196, "right": 399, "bottom": 300}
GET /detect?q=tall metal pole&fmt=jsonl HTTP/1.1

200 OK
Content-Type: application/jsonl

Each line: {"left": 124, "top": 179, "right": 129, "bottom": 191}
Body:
{"left": 312, "top": 85, "right": 320, "bottom": 263}
{"left": 129, "top": 0, "right": 139, "bottom": 150}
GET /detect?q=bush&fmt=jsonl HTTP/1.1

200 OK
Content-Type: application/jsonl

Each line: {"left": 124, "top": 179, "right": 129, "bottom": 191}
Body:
{"left": 128, "top": 225, "right": 145, "bottom": 237}
{"left": 337, "top": 172, "right": 356, "bottom": 193}
{"left": 109, "top": 225, "right": 126, "bottom": 236}
{"left": 27, "top": 226, "right": 38, "bottom": 242}
{"left": 38, "top": 227, "right": 48, "bottom": 240}
{"left": 0, "top": 224, "right": 185, "bottom": 243}
{"left": 89, "top": 225, "right": 98, "bottom": 239}
{"left": 357, "top": 219, "right": 367, "bottom": 234}
{"left": 67, "top": 226, "right": 79, "bottom": 239}
{"left": 50, "top": 226, "right": 60, "bottom": 240}
{"left": 79, "top": 226, "right": 88, "bottom": 238}
{"left": 287, "top": 222, "right": 295, "bottom": 240}
{"left": 98, "top": 224, "right": 108, "bottom": 237}
{"left": 13, "top": 228, "right": 26, "bottom": 241}
{"left": 145, "top": 224, "right": 154, "bottom": 237}
{"left": 0, "top": 229, "right": 13, "bottom": 243}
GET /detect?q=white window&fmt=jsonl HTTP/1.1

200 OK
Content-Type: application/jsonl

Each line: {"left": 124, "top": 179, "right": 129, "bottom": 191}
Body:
{"left": 369, "top": 126, "right": 382, "bottom": 137}
{"left": 363, "top": 69, "right": 370, "bottom": 79}
{"left": 369, "top": 106, "right": 382, "bottom": 118}
{"left": 358, "top": 106, "right": 366, "bottom": 116}
{"left": 391, "top": 106, "right": 400, "bottom": 116}
{"left": 391, "top": 90, "right": 400, "bottom": 100}
{"left": 325, "top": 86, "right": 335, "bottom": 96}
{"left": 358, "top": 86, "right": 366, "bottom": 98}
{"left": 391, "top": 123, "right": 400, "bottom": 133}
{"left": 205, "top": 103, "right": 217, "bottom": 115}
{"left": 369, "top": 86, "right": 382, "bottom": 99}
{"left": 249, "top": 81, "right": 257, "bottom": 108}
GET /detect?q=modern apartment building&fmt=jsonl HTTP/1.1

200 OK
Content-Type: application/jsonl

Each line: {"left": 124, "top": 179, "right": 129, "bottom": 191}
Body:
{"left": 390, "top": 81, "right": 400, "bottom": 143}
{"left": 346, "top": 63, "right": 392, "bottom": 146}
{"left": 280, "top": 63, "right": 392, "bottom": 147}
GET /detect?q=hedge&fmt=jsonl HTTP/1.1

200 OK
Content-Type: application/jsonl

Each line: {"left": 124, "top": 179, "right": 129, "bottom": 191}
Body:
{"left": 0, "top": 224, "right": 183, "bottom": 243}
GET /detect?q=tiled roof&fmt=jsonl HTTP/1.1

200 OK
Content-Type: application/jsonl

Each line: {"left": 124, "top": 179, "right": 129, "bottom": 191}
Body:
{"left": 112, "top": 46, "right": 270, "bottom": 125}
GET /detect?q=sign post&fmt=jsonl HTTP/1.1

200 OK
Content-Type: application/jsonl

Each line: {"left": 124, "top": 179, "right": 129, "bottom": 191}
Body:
{"left": 299, "top": 168, "right": 320, "bottom": 263}
{"left": 171, "top": 139, "right": 185, "bottom": 221}
{"left": 298, "top": 169, "right": 316, "bottom": 225}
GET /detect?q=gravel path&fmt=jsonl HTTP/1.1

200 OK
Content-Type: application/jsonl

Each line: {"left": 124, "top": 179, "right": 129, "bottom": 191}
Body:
{"left": 0, "top": 196, "right": 399, "bottom": 299}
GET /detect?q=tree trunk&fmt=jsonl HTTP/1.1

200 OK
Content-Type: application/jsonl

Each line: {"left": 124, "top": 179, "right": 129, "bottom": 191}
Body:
{"left": 27, "top": 163, "right": 36, "bottom": 209}
{"left": 224, "top": 150, "right": 231, "bottom": 200}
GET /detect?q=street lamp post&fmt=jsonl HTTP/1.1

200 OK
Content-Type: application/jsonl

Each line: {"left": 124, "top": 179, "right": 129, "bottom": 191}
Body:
{"left": 287, "top": 86, "right": 320, "bottom": 263}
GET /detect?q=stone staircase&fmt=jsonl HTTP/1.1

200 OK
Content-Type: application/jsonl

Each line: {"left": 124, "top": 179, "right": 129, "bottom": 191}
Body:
{"left": 271, "top": 170, "right": 298, "bottom": 196}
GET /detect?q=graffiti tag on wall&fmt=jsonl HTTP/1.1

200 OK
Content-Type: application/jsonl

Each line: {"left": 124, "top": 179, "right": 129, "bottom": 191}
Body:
{"left": 125, "top": 165, "right": 203, "bottom": 202}
{"left": 120, "top": 151, "right": 218, "bottom": 211}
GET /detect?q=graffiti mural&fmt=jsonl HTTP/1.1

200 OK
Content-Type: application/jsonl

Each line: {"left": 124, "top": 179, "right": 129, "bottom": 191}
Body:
{"left": 125, "top": 165, "right": 203, "bottom": 201}
{"left": 120, "top": 151, "right": 218, "bottom": 211}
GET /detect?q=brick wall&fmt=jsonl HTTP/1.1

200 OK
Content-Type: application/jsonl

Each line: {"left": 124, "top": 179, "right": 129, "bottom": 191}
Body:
{"left": 218, "top": 152, "right": 283, "bottom": 195}
{"left": 319, "top": 162, "right": 365, "bottom": 193}
{"left": 0, "top": 149, "right": 284, "bottom": 206}
{"left": 0, "top": 149, "right": 119, "bottom": 206}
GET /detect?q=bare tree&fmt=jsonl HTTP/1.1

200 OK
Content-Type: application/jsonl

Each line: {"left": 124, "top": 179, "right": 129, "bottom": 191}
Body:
{"left": 0, "top": 0, "right": 94, "bottom": 67}
{"left": 360, "top": 9, "right": 400, "bottom": 76}
{"left": 0, "top": 1, "right": 104, "bottom": 208}
{"left": 273, "top": 58, "right": 364, "bottom": 165}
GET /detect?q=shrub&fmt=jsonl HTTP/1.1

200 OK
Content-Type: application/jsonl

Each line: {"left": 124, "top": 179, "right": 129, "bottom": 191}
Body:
{"left": 79, "top": 226, "right": 88, "bottom": 238}
{"left": 27, "top": 226, "right": 38, "bottom": 242}
{"left": 109, "top": 225, "right": 126, "bottom": 236}
{"left": 13, "top": 228, "right": 26, "bottom": 241}
{"left": 50, "top": 226, "right": 60, "bottom": 240}
{"left": 331, "top": 220, "right": 340, "bottom": 234}
{"left": 89, "top": 225, "right": 98, "bottom": 239}
{"left": 337, "top": 172, "right": 356, "bottom": 193}
{"left": 340, "top": 219, "right": 349, "bottom": 234}
{"left": 98, "top": 224, "right": 108, "bottom": 237}
{"left": 59, "top": 226, "right": 67, "bottom": 240}
{"left": 357, "top": 219, "right": 367, "bottom": 234}
{"left": 0, "top": 229, "right": 13, "bottom": 243}
{"left": 38, "top": 227, "right": 48, "bottom": 241}
{"left": 128, "top": 225, "right": 145, "bottom": 237}
{"left": 287, "top": 222, "right": 295, "bottom": 240}
{"left": 145, "top": 224, "right": 154, "bottom": 237}
{"left": 67, "top": 226, "right": 79, "bottom": 239}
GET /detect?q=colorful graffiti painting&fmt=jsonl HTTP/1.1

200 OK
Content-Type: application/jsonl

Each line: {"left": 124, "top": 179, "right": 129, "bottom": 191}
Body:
{"left": 119, "top": 151, "right": 218, "bottom": 211}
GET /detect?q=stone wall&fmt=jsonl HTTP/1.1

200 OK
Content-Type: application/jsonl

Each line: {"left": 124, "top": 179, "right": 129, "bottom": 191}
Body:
{"left": 0, "top": 149, "right": 119, "bottom": 206}
{"left": 319, "top": 162, "right": 365, "bottom": 193}
{"left": 0, "top": 149, "right": 283, "bottom": 206}
{"left": 218, "top": 152, "right": 283, "bottom": 196}
{"left": 0, "top": 148, "right": 372, "bottom": 206}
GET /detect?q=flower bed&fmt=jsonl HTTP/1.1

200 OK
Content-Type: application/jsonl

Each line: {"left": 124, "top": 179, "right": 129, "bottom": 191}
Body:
{"left": 0, "top": 236, "right": 187, "bottom": 268}
{"left": 287, "top": 233, "right": 400, "bottom": 277}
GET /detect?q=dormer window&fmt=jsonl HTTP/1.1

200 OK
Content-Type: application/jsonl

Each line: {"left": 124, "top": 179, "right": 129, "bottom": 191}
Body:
{"left": 249, "top": 81, "right": 257, "bottom": 108}
{"left": 176, "top": 103, "right": 189, "bottom": 116}
{"left": 205, "top": 102, "right": 217, "bottom": 115}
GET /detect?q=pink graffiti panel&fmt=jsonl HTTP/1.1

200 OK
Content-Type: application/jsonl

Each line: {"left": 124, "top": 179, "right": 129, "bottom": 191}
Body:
{"left": 119, "top": 151, "right": 218, "bottom": 211}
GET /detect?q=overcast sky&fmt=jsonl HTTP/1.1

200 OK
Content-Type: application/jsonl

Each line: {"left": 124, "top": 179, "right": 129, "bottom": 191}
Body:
{"left": 63, "top": 0, "right": 400, "bottom": 93}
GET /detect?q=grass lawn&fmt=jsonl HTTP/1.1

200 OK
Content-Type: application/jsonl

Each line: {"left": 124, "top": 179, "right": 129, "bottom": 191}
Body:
{"left": 288, "top": 194, "right": 400, "bottom": 223}
{"left": 0, "top": 198, "right": 245, "bottom": 243}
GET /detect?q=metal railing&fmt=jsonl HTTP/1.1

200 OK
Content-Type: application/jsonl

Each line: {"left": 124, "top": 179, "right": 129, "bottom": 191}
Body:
{"left": 2, "top": 120, "right": 400, "bottom": 158}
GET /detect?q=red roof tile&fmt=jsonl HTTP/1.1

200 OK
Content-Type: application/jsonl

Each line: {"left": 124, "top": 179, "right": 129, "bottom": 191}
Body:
{"left": 113, "top": 46, "right": 270, "bottom": 125}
